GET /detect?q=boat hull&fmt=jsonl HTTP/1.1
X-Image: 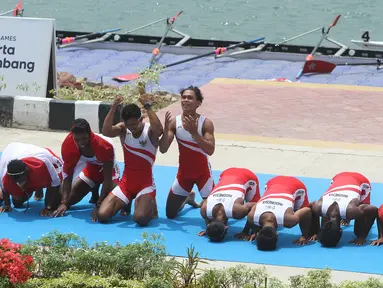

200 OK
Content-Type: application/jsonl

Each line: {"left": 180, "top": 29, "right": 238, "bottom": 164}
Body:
{"left": 56, "top": 30, "right": 383, "bottom": 65}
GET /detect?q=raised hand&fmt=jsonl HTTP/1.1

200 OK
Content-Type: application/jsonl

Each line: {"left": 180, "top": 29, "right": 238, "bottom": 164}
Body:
{"left": 112, "top": 95, "right": 124, "bottom": 110}
{"left": 182, "top": 115, "right": 198, "bottom": 136}
{"left": 164, "top": 111, "right": 173, "bottom": 130}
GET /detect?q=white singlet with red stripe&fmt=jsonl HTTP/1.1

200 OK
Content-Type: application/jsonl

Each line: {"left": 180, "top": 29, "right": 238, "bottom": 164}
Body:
{"left": 112, "top": 123, "right": 157, "bottom": 204}
{"left": 0, "top": 142, "right": 63, "bottom": 190}
{"left": 206, "top": 186, "right": 245, "bottom": 219}
{"left": 321, "top": 183, "right": 370, "bottom": 220}
{"left": 253, "top": 196, "right": 295, "bottom": 227}
{"left": 175, "top": 114, "right": 211, "bottom": 176}
{"left": 252, "top": 176, "right": 307, "bottom": 227}
{"left": 120, "top": 123, "right": 157, "bottom": 170}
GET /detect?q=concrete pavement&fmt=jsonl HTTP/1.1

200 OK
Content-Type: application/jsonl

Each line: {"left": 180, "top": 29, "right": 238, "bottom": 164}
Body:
{"left": 1, "top": 126, "right": 383, "bottom": 283}
{"left": 2, "top": 126, "right": 383, "bottom": 182}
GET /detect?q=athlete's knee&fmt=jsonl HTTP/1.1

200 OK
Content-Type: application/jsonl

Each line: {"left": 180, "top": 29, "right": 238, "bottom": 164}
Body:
{"left": 133, "top": 212, "right": 151, "bottom": 226}
{"left": 97, "top": 207, "right": 113, "bottom": 223}
{"left": 166, "top": 208, "right": 178, "bottom": 219}
{"left": 97, "top": 211, "right": 111, "bottom": 224}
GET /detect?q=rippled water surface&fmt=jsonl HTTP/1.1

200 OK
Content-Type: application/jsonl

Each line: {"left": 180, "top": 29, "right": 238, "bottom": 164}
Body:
{"left": 2, "top": 0, "right": 383, "bottom": 48}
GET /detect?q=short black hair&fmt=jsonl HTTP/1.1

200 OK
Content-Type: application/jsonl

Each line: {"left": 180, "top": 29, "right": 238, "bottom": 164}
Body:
{"left": 180, "top": 86, "right": 204, "bottom": 103}
{"left": 256, "top": 226, "right": 278, "bottom": 251}
{"left": 206, "top": 220, "right": 227, "bottom": 242}
{"left": 319, "top": 220, "right": 342, "bottom": 247}
{"left": 7, "top": 159, "right": 27, "bottom": 180}
{"left": 71, "top": 118, "right": 91, "bottom": 134}
{"left": 121, "top": 103, "right": 142, "bottom": 121}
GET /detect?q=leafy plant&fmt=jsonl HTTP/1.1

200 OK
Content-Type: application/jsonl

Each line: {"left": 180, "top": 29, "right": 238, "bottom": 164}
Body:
{"left": 16, "top": 81, "right": 41, "bottom": 95}
{"left": 0, "top": 75, "right": 6, "bottom": 91}
{"left": 0, "top": 238, "right": 34, "bottom": 286}
{"left": 166, "top": 245, "right": 208, "bottom": 288}
{"left": 22, "top": 271, "right": 145, "bottom": 288}
{"left": 21, "top": 230, "right": 176, "bottom": 281}
{"left": 5, "top": 231, "right": 382, "bottom": 288}
{"left": 50, "top": 65, "right": 178, "bottom": 112}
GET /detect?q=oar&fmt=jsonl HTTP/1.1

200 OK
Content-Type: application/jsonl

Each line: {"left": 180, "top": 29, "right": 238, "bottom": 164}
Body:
{"left": 112, "top": 36, "right": 265, "bottom": 82}
{"left": 0, "top": 0, "right": 23, "bottom": 16}
{"left": 12, "top": 0, "right": 23, "bottom": 16}
{"left": 166, "top": 37, "right": 265, "bottom": 68}
{"left": 56, "top": 28, "right": 121, "bottom": 45}
{"left": 296, "top": 14, "right": 341, "bottom": 80}
{"left": 148, "top": 10, "right": 183, "bottom": 69}
{"left": 301, "top": 58, "right": 383, "bottom": 75}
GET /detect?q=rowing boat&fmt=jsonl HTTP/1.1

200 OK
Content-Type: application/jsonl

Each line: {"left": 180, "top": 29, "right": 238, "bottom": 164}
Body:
{"left": 351, "top": 40, "right": 383, "bottom": 51}
{"left": 4, "top": 6, "right": 383, "bottom": 78}
{"left": 56, "top": 29, "right": 382, "bottom": 65}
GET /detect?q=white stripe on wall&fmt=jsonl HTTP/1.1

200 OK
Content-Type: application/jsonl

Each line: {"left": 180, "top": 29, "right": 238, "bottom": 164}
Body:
{"left": 74, "top": 100, "right": 102, "bottom": 133}
{"left": 12, "top": 96, "right": 51, "bottom": 129}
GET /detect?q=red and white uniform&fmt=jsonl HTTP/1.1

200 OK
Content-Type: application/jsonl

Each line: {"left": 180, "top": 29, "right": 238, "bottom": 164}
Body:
{"left": 111, "top": 123, "right": 157, "bottom": 204}
{"left": 170, "top": 114, "right": 214, "bottom": 198}
{"left": 321, "top": 172, "right": 371, "bottom": 220}
{"left": 253, "top": 176, "right": 309, "bottom": 227}
{"left": 378, "top": 205, "right": 383, "bottom": 222}
{"left": 61, "top": 132, "right": 120, "bottom": 188}
{"left": 206, "top": 168, "right": 260, "bottom": 219}
{"left": 0, "top": 142, "right": 63, "bottom": 198}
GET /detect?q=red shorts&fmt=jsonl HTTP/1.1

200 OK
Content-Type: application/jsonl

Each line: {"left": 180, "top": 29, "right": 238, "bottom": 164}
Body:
{"left": 170, "top": 170, "right": 214, "bottom": 199}
{"left": 78, "top": 163, "right": 120, "bottom": 188}
{"left": 378, "top": 204, "right": 383, "bottom": 222}
{"left": 111, "top": 170, "right": 156, "bottom": 204}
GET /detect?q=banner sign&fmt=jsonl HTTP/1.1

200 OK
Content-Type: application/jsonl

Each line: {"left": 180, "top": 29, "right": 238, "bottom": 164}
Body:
{"left": 0, "top": 16, "right": 56, "bottom": 98}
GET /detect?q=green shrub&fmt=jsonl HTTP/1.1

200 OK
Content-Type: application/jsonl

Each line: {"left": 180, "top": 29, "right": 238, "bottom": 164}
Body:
{"left": 72, "top": 233, "right": 175, "bottom": 280}
{"left": 21, "top": 231, "right": 176, "bottom": 281}
{"left": 338, "top": 278, "right": 383, "bottom": 288}
{"left": 21, "top": 272, "right": 144, "bottom": 288}
{"left": 197, "top": 265, "right": 285, "bottom": 288}
{"left": 21, "top": 231, "right": 88, "bottom": 278}
{"left": 13, "top": 231, "right": 383, "bottom": 288}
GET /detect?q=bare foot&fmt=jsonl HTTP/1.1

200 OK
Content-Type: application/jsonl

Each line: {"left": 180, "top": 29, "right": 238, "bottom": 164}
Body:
{"left": 120, "top": 202, "right": 132, "bottom": 216}
{"left": 186, "top": 191, "right": 201, "bottom": 208}
{"left": 34, "top": 189, "right": 44, "bottom": 201}
{"left": 341, "top": 219, "right": 350, "bottom": 226}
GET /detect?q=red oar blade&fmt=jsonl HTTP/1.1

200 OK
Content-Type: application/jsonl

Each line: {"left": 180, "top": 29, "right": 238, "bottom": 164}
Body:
{"left": 330, "top": 14, "right": 341, "bottom": 27}
{"left": 302, "top": 60, "right": 337, "bottom": 75}
{"left": 12, "top": 0, "right": 23, "bottom": 16}
{"left": 168, "top": 10, "right": 183, "bottom": 24}
{"left": 112, "top": 73, "right": 141, "bottom": 82}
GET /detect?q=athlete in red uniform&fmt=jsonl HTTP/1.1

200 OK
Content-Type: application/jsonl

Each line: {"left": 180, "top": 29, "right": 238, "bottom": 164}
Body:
{"left": 199, "top": 167, "right": 260, "bottom": 242}
{"left": 52, "top": 119, "right": 120, "bottom": 221}
{"left": 159, "top": 86, "right": 215, "bottom": 219}
{"left": 0, "top": 142, "right": 63, "bottom": 216}
{"left": 370, "top": 205, "right": 383, "bottom": 246}
{"left": 237, "top": 176, "right": 312, "bottom": 250}
{"left": 97, "top": 95, "right": 163, "bottom": 226}
{"left": 310, "top": 172, "right": 377, "bottom": 247}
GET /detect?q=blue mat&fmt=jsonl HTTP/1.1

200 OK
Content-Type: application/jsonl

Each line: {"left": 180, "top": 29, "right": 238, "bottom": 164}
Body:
{"left": 1, "top": 158, "right": 383, "bottom": 275}
{"left": 56, "top": 47, "right": 383, "bottom": 91}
